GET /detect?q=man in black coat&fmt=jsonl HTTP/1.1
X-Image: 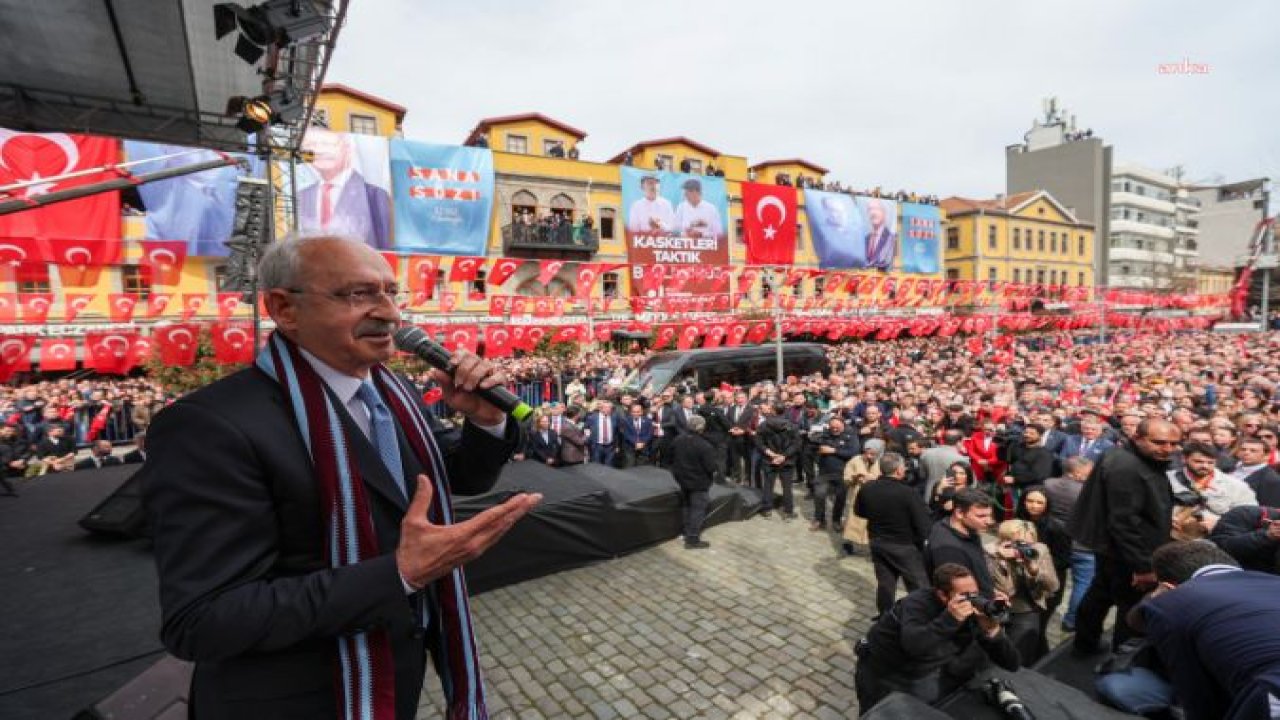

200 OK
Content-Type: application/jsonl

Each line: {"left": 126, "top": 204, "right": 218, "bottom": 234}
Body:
{"left": 811, "top": 416, "right": 859, "bottom": 530}
{"left": 1069, "top": 419, "right": 1180, "bottom": 653}
{"left": 74, "top": 439, "right": 124, "bottom": 471}
{"left": 696, "top": 392, "right": 731, "bottom": 483}
{"left": 755, "top": 402, "right": 802, "bottom": 519}
{"left": 1209, "top": 505, "right": 1280, "bottom": 573}
{"left": 1233, "top": 438, "right": 1280, "bottom": 506}
{"left": 724, "top": 391, "right": 757, "bottom": 483}
{"left": 1001, "top": 423, "right": 1056, "bottom": 490}
{"left": 854, "top": 452, "right": 932, "bottom": 614}
{"left": 141, "top": 236, "right": 537, "bottom": 720}
{"left": 925, "top": 488, "right": 998, "bottom": 594}
{"left": 526, "top": 415, "right": 561, "bottom": 466}
{"left": 669, "top": 415, "right": 718, "bottom": 549}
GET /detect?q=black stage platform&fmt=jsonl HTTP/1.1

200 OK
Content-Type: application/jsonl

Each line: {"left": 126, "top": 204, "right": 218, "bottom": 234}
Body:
{"left": 0, "top": 462, "right": 760, "bottom": 719}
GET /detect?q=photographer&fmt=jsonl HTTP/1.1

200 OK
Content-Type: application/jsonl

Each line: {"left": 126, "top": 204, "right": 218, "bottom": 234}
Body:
{"left": 854, "top": 563, "right": 1019, "bottom": 711}
{"left": 986, "top": 519, "right": 1059, "bottom": 665}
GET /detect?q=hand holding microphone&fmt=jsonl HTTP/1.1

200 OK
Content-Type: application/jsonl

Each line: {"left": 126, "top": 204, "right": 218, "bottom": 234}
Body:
{"left": 394, "top": 326, "right": 533, "bottom": 424}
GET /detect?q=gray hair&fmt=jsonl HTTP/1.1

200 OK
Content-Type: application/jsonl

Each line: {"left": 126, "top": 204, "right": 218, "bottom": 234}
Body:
{"left": 1062, "top": 456, "right": 1093, "bottom": 476}
{"left": 864, "top": 438, "right": 885, "bottom": 457}
{"left": 687, "top": 415, "right": 706, "bottom": 433}
{"left": 257, "top": 234, "right": 366, "bottom": 290}
{"left": 879, "top": 452, "right": 905, "bottom": 476}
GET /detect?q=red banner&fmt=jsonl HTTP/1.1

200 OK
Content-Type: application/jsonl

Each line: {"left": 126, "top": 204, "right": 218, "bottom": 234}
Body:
{"left": 107, "top": 293, "right": 138, "bottom": 323}
{"left": 38, "top": 337, "right": 77, "bottom": 371}
{"left": 47, "top": 237, "right": 121, "bottom": 287}
{"left": 0, "top": 335, "right": 35, "bottom": 380}
{"left": 483, "top": 325, "right": 513, "bottom": 358}
{"left": 153, "top": 323, "right": 201, "bottom": 367}
{"left": 85, "top": 331, "right": 139, "bottom": 375}
{"left": 448, "top": 256, "right": 483, "bottom": 282}
{"left": 210, "top": 323, "right": 254, "bottom": 365}
{"left": 441, "top": 324, "right": 478, "bottom": 354}
{"left": 139, "top": 240, "right": 188, "bottom": 286}
{"left": 216, "top": 293, "right": 240, "bottom": 321}
{"left": 0, "top": 133, "right": 121, "bottom": 241}
{"left": 18, "top": 293, "right": 52, "bottom": 324}
{"left": 741, "top": 182, "right": 797, "bottom": 266}
{"left": 487, "top": 258, "right": 523, "bottom": 287}
{"left": 407, "top": 256, "right": 440, "bottom": 297}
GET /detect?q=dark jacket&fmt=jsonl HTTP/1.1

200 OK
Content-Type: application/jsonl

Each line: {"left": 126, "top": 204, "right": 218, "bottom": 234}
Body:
{"left": 1209, "top": 505, "right": 1280, "bottom": 573}
{"left": 1003, "top": 442, "right": 1055, "bottom": 488}
{"left": 755, "top": 416, "right": 801, "bottom": 465}
{"left": 862, "top": 588, "right": 1020, "bottom": 678}
{"left": 74, "top": 454, "right": 124, "bottom": 472}
{"left": 854, "top": 476, "right": 932, "bottom": 547}
{"left": 1068, "top": 445, "right": 1173, "bottom": 573}
{"left": 526, "top": 427, "right": 561, "bottom": 465}
{"left": 925, "top": 519, "right": 996, "bottom": 595}
{"left": 814, "top": 428, "right": 859, "bottom": 476}
{"left": 697, "top": 405, "right": 730, "bottom": 447}
{"left": 669, "top": 433, "right": 718, "bottom": 492}
{"left": 1240, "top": 466, "right": 1280, "bottom": 507}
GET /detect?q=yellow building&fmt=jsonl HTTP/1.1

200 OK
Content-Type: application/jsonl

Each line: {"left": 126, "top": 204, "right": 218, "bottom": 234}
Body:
{"left": 940, "top": 190, "right": 1095, "bottom": 291}
{"left": 1190, "top": 263, "right": 1235, "bottom": 296}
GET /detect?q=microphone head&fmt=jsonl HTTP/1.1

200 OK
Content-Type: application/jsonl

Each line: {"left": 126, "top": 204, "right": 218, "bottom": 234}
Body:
{"left": 393, "top": 325, "right": 428, "bottom": 352}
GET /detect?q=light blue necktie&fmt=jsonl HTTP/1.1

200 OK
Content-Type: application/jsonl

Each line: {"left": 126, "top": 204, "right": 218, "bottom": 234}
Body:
{"left": 357, "top": 381, "right": 406, "bottom": 498}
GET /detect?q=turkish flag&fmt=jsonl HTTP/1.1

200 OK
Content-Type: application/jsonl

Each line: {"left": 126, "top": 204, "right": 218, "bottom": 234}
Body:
{"left": 38, "top": 338, "right": 78, "bottom": 371}
{"left": 594, "top": 322, "right": 614, "bottom": 342}
{"left": 380, "top": 252, "right": 400, "bottom": 277}
{"left": 0, "top": 293, "right": 15, "bottom": 323}
{"left": 0, "top": 335, "right": 35, "bottom": 380}
{"left": 746, "top": 321, "right": 772, "bottom": 345}
{"left": 742, "top": 182, "right": 797, "bottom": 265}
{"left": 45, "top": 237, "right": 119, "bottom": 287}
{"left": 552, "top": 324, "right": 587, "bottom": 345}
{"left": 439, "top": 292, "right": 457, "bottom": 313}
{"left": 62, "top": 293, "right": 93, "bottom": 322}
{"left": 483, "top": 325, "right": 513, "bottom": 358}
{"left": 676, "top": 324, "right": 702, "bottom": 350}
{"left": 153, "top": 323, "right": 200, "bottom": 367}
{"left": 726, "top": 322, "right": 749, "bottom": 347}
{"left": 0, "top": 237, "right": 50, "bottom": 267}
{"left": 19, "top": 293, "right": 53, "bottom": 324}
{"left": 181, "top": 293, "right": 206, "bottom": 321}
{"left": 509, "top": 326, "right": 530, "bottom": 352}
{"left": 146, "top": 292, "right": 175, "bottom": 318}
{"left": 575, "top": 263, "right": 600, "bottom": 297}
{"left": 210, "top": 323, "right": 254, "bottom": 365}
{"left": 703, "top": 324, "right": 726, "bottom": 349}
{"left": 0, "top": 132, "right": 121, "bottom": 241}
{"left": 139, "top": 240, "right": 188, "bottom": 286}
{"left": 216, "top": 293, "right": 241, "bottom": 321}
{"left": 487, "top": 258, "right": 523, "bottom": 287}
{"left": 449, "top": 256, "right": 483, "bottom": 282}
{"left": 128, "top": 336, "right": 153, "bottom": 367}
{"left": 441, "top": 325, "right": 478, "bottom": 354}
{"left": 488, "top": 295, "right": 510, "bottom": 317}
{"left": 107, "top": 293, "right": 138, "bottom": 323}
{"left": 532, "top": 297, "right": 553, "bottom": 317}
{"left": 537, "top": 260, "right": 565, "bottom": 285}
{"left": 509, "top": 296, "right": 529, "bottom": 315}
{"left": 85, "top": 331, "right": 139, "bottom": 375}
{"left": 407, "top": 256, "right": 440, "bottom": 296}
{"left": 653, "top": 325, "right": 677, "bottom": 350}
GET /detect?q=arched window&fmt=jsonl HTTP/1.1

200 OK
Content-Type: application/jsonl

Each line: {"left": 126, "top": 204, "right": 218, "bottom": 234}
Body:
{"left": 549, "top": 193, "right": 575, "bottom": 221}
{"left": 511, "top": 190, "right": 537, "bottom": 223}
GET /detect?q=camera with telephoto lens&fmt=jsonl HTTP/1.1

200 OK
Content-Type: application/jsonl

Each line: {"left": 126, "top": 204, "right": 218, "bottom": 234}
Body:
{"left": 985, "top": 678, "right": 1036, "bottom": 720}
{"left": 1011, "top": 540, "right": 1039, "bottom": 561}
{"left": 961, "top": 592, "right": 1010, "bottom": 622}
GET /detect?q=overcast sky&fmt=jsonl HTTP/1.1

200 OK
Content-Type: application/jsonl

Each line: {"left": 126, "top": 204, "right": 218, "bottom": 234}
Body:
{"left": 327, "top": 0, "right": 1279, "bottom": 199}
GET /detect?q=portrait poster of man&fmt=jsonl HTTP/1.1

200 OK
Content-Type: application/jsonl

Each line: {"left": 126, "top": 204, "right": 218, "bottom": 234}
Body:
{"left": 125, "top": 141, "right": 263, "bottom": 257}
{"left": 856, "top": 196, "right": 899, "bottom": 270}
{"left": 621, "top": 167, "right": 729, "bottom": 295}
{"left": 297, "top": 128, "right": 393, "bottom": 249}
{"left": 806, "top": 189, "right": 868, "bottom": 269}
{"left": 901, "top": 203, "right": 941, "bottom": 274}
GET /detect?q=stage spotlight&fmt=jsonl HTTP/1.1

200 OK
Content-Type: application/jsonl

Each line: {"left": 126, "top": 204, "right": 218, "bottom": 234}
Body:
{"left": 214, "top": 0, "right": 331, "bottom": 65}
{"left": 226, "top": 87, "right": 304, "bottom": 133}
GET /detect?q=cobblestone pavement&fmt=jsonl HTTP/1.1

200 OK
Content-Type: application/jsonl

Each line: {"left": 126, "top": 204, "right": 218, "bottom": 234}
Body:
{"left": 419, "top": 509, "right": 878, "bottom": 719}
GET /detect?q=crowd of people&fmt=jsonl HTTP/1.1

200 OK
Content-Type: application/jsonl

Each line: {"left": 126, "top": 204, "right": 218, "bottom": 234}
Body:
{"left": 508, "top": 209, "right": 597, "bottom": 246}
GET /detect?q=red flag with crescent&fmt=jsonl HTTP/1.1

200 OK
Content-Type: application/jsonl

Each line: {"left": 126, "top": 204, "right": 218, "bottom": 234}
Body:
{"left": 488, "top": 295, "right": 510, "bottom": 317}
{"left": 448, "top": 256, "right": 483, "bottom": 282}
{"left": 488, "top": 258, "right": 522, "bottom": 287}
{"left": 153, "top": 323, "right": 201, "bottom": 367}
{"left": 0, "top": 335, "right": 35, "bottom": 380}
{"left": 741, "top": 182, "right": 797, "bottom": 265}
{"left": 552, "top": 324, "right": 587, "bottom": 345}
{"left": 146, "top": 292, "right": 175, "bottom": 318}
{"left": 181, "top": 293, "right": 206, "bottom": 321}
{"left": 653, "top": 325, "right": 677, "bottom": 350}
{"left": 47, "top": 238, "right": 118, "bottom": 287}
{"left": 537, "top": 260, "right": 565, "bottom": 285}
{"left": 442, "top": 325, "right": 478, "bottom": 354}
{"left": 0, "top": 132, "right": 121, "bottom": 241}
{"left": 85, "top": 331, "right": 139, "bottom": 375}
{"left": 61, "top": 293, "right": 92, "bottom": 323}
{"left": 576, "top": 263, "right": 600, "bottom": 297}
{"left": 139, "top": 240, "right": 188, "bottom": 286}
{"left": 216, "top": 293, "right": 241, "bottom": 321}
{"left": 407, "top": 256, "right": 440, "bottom": 297}
{"left": 38, "top": 337, "right": 78, "bottom": 372}
{"left": 210, "top": 323, "right": 255, "bottom": 365}
{"left": 19, "top": 293, "right": 53, "bottom": 324}
{"left": 107, "top": 293, "right": 138, "bottom": 323}
{"left": 483, "top": 325, "right": 513, "bottom": 358}
{"left": 746, "top": 321, "right": 772, "bottom": 345}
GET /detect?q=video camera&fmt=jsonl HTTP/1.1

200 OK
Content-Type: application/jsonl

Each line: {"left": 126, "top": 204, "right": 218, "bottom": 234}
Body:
{"left": 984, "top": 678, "right": 1035, "bottom": 720}
{"left": 961, "top": 592, "right": 1010, "bottom": 622}
{"left": 1010, "top": 540, "right": 1039, "bottom": 561}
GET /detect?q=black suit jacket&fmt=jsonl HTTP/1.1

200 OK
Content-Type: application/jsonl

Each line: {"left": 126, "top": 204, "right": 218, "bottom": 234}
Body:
{"left": 74, "top": 455, "right": 123, "bottom": 471}
{"left": 141, "top": 367, "right": 516, "bottom": 720}
{"left": 527, "top": 429, "right": 561, "bottom": 465}
{"left": 1241, "top": 466, "right": 1280, "bottom": 506}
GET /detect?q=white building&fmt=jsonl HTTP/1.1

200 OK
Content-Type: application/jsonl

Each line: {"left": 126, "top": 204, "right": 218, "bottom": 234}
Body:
{"left": 1108, "top": 164, "right": 1201, "bottom": 289}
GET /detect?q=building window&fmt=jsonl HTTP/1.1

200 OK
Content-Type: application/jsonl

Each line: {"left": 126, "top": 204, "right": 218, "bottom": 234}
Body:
{"left": 655, "top": 154, "right": 674, "bottom": 171}
{"left": 987, "top": 267, "right": 998, "bottom": 283}
{"left": 1078, "top": 235, "right": 1085, "bottom": 256}
{"left": 1077, "top": 272, "right": 1085, "bottom": 286}
{"left": 1037, "top": 230, "right": 1045, "bottom": 252}
{"left": 16, "top": 264, "right": 51, "bottom": 294}
{"left": 511, "top": 190, "right": 537, "bottom": 223}
{"left": 348, "top": 114, "right": 378, "bottom": 135}
{"left": 1036, "top": 269, "right": 1046, "bottom": 285}
{"left": 121, "top": 265, "right": 151, "bottom": 299}
{"left": 686, "top": 158, "right": 703, "bottom": 174}
{"left": 987, "top": 224, "right": 997, "bottom": 250}
{"left": 760, "top": 276, "right": 774, "bottom": 300}
{"left": 796, "top": 223, "right": 804, "bottom": 249}
{"left": 428, "top": 269, "right": 445, "bottom": 300}
{"left": 1120, "top": 265, "right": 1131, "bottom": 277}
{"left": 1013, "top": 268, "right": 1021, "bottom": 283}
{"left": 814, "top": 276, "right": 826, "bottom": 298}
{"left": 947, "top": 227, "right": 960, "bottom": 250}
{"left": 602, "top": 272, "right": 619, "bottom": 298}
{"left": 1049, "top": 270, "right": 1057, "bottom": 285}
{"left": 735, "top": 218, "right": 745, "bottom": 244}
{"left": 600, "top": 208, "right": 616, "bottom": 240}
{"left": 506, "top": 135, "right": 528, "bottom": 154}
{"left": 1049, "top": 232, "right": 1057, "bottom": 253}
{"left": 946, "top": 268, "right": 960, "bottom": 280}
{"left": 1013, "top": 228, "right": 1021, "bottom": 250}
{"left": 471, "top": 270, "right": 487, "bottom": 298}
{"left": 543, "top": 139, "right": 565, "bottom": 157}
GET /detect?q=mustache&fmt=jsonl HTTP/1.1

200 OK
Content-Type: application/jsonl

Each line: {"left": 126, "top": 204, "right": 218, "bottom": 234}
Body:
{"left": 356, "top": 321, "right": 398, "bottom": 337}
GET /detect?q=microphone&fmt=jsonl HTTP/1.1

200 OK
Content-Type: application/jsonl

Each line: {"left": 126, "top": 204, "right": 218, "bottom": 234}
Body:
{"left": 393, "top": 326, "right": 533, "bottom": 421}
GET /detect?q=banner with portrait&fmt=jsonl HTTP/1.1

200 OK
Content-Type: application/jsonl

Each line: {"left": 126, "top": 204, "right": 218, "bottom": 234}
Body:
{"left": 125, "top": 141, "right": 263, "bottom": 257}
{"left": 621, "top": 166, "right": 729, "bottom": 295}
{"left": 806, "top": 190, "right": 868, "bottom": 269}
{"left": 389, "top": 140, "right": 495, "bottom": 256}
{"left": 900, "top": 203, "right": 941, "bottom": 274}
{"left": 855, "top": 196, "right": 898, "bottom": 271}
{"left": 297, "top": 128, "right": 394, "bottom": 249}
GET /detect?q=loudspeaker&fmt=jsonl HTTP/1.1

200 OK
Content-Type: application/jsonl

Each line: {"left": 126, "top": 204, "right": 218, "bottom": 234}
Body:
{"left": 79, "top": 473, "right": 148, "bottom": 537}
{"left": 73, "top": 655, "right": 191, "bottom": 720}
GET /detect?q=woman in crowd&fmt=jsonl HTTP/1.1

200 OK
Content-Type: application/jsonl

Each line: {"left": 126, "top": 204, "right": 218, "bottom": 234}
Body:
{"left": 987, "top": 519, "right": 1060, "bottom": 666}
{"left": 1016, "top": 486, "right": 1072, "bottom": 655}
{"left": 929, "top": 461, "right": 974, "bottom": 521}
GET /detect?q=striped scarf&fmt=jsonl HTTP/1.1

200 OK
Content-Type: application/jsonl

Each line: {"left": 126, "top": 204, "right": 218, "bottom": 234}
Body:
{"left": 256, "top": 332, "right": 487, "bottom": 720}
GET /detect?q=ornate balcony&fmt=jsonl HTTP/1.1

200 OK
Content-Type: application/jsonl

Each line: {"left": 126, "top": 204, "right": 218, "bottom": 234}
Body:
{"left": 501, "top": 222, "right": 599, "bottom": 259}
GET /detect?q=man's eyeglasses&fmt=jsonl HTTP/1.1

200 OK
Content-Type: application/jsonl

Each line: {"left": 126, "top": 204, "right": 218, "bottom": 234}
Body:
{"left": 287, "top": 286, "right": 408, "bottom": 309}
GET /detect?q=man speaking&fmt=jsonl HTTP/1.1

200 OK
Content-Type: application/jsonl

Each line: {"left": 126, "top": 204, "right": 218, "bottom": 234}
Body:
{"left": 142, "top": 235, "right": 538, "bottom": 719}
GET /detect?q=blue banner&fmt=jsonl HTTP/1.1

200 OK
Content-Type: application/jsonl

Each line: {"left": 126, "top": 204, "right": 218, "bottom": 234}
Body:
{"left": 900, "top": 203, "right": 941, "bottom": 274}
{"left": 390, "top": 140, "right": 494, "bottom": 255}
{"left": 806, "top": 190, "right": 868, "bottom": 269}
{"left": 125, "top": 141, "right": 262, "bottom": 257}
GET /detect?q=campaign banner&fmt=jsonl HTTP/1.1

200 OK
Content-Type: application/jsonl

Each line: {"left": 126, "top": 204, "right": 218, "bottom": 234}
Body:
{"left": 621, "top": 166, "right": 728, "bottom": 295}
{"left": 900, "top": 203, "right": 941, "bottom": 274}
{"left": 857, "top": 196, "right": 898, "bottom": 271}
{"left": 741, "top": 182, "right": 797, "bottom": 266}
{"left": 298, "top": 128, "right": 394, "bottom": 249}
{"left": 806, "top": 190, "right": 867, "bottom": 269}
{"left": 125, "top": 141, "right": 263, "bottom": 257}
{"left": 389, "top": 140, "right": 494, "bottom": 256}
